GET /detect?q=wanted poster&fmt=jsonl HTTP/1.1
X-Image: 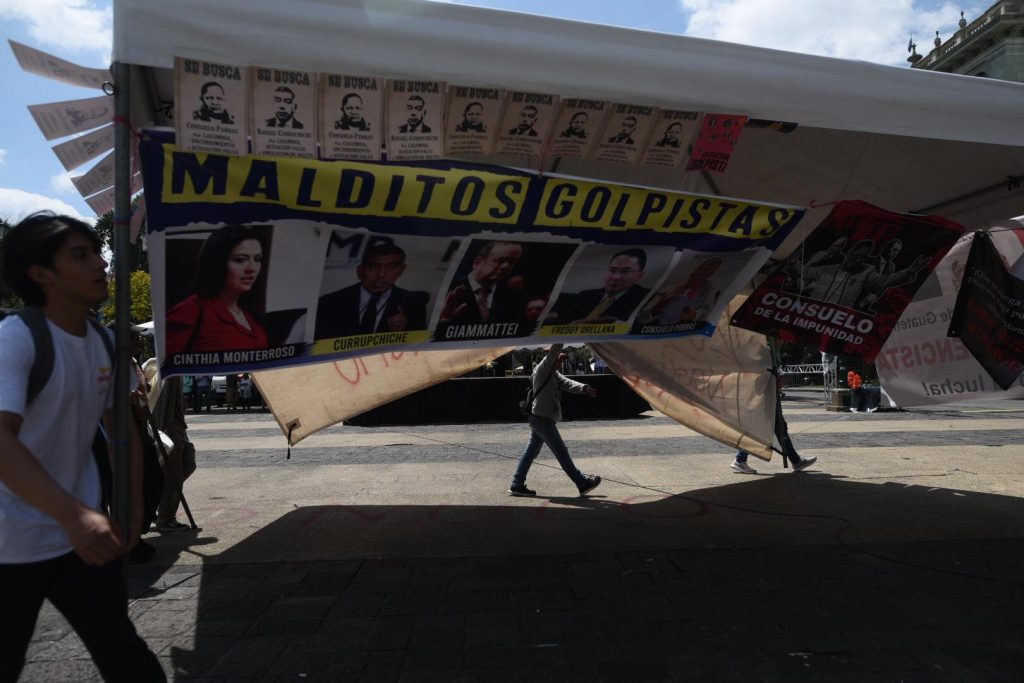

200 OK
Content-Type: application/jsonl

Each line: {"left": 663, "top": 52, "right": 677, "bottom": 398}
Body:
{"left": 493, "top": 91, "right": 559, "bottom": 158}
{"left": 591, "top": 103, "right": 659, "bottom": 164}
{"left": 175, "top": 57, "right": 249, "bottom": 156}
{"left": 71, "top": 151, "right": 115, "bottom": 198}
{"left": 386, "top": 79, "right": 445, "bottom": 161}
{"left": 9, "top": 40, "right": 109, "bottom": 89}
{"left": 28, "top": 95, "right": 113, "bottom": 141}
{"left": 641, "top": 110, "right": 700, "bottom": 168}
{"left": 444, "top": 85, "right": 503, "bottom": 157}
{"left": 548, "top": 98, "right": 609, "bottom": 160}
{"left": 320, "top": 73, "right": 384, "bottom": 161}
{"left": 52, "top": 123, "right": 114, "bottom": 171}
{"left": 250, "top": 67, "right": 317, "bottom": 158}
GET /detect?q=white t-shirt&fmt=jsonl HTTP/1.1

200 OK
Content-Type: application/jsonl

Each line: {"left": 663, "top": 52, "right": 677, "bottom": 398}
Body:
{"left": 0, "top": 316, "right": 114, "bottom": 563}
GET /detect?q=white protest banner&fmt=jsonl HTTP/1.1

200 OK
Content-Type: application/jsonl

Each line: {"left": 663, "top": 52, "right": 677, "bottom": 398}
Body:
{"left": 250, "top": 66, "right": 317, "bottom": 158}
{"left": 593, "top": 297, "right": 776, "bottom": 459}
{"left": 320, "top": 74, "right": 384, "bottom": 161}
{"left": 175, "top": 57, "right": 248, "bottom": 156}
{"left": 71, "top": 151, "right": 115, "bottom": 198}
{"left": 8, "top": 40, "right": 109, "bottom": 89}
{"left": 386, "top": 80, "right": 445, "bottom": 161}
{"left": 877, "top": 224, "right": 1024, "bottom": 405}
{"left": 51, "top": 123, "right": 115, "bottom": 171}
{"left": 28, "top": 95, "right": 113, "bottom": 141}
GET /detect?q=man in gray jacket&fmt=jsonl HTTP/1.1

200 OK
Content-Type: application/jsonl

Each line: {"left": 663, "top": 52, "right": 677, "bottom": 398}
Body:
{"left": 509, "top": 344, "right": 602, "bottom": 497}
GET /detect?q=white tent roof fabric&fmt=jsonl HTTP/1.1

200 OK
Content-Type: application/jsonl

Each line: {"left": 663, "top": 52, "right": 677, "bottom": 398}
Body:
{"left": 114, "top": 0, "right": 1024, "bottom": 231}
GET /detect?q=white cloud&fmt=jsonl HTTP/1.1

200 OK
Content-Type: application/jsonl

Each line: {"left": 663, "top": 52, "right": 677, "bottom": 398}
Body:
{"left": 49, "top": 170, "right": 77, "bottom": 194}
{"left": 680, "top": 0, "right": 980, "bottom": 66}
{"left": 0, "top": 0, "right": 112, "bottom": 63}
{"left": 0, "top": 188, "right": 90, "bottom": 223}
{"left": 0, "top": 149, "right": 7, "bottom": 165}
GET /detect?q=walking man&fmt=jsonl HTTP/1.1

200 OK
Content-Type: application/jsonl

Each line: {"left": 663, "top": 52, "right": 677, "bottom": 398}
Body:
{"left": 0, "top": 212, "right": 164, "bottom": 681}
{"left": 509, "top": 344, "right": 602, "bottom": 497}
{"left": 731, "top": 371, "right": 817, "bottom": 474}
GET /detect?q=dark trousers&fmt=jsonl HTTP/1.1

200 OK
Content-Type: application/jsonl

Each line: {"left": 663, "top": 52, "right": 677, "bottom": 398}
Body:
{"left": 736, "top": 399, "right": 801, "bottom": 465}
{"left": 0, "top": 552, "right": 165, "bottom": 683}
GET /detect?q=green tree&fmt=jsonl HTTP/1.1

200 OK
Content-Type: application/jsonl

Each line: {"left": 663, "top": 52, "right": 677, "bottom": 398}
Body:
{"left": 100, "top": 270, "right": 152, "bottom": 323}
{"left": 92, "top": 197, "right": 149, "bottom": 274}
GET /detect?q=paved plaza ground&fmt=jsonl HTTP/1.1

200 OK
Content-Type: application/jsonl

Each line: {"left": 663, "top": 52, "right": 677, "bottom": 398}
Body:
{"left": 21, "top": 392, "right": 1024, "bottom": 681}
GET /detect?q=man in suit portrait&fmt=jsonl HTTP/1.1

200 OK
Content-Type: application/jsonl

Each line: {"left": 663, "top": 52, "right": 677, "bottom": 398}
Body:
{"left": 607, "top": 116, "right": 637, "bottom": 145}
{"left": 398, "top": 95, "right": 431, "bottom": 133}
{"left": 508, "top": 105, "right": 539, "bottom": 136}
{"left": 547, "top": 248, "right": 650, "bottom": 324}
{"left": 192, "top": 81, "right": 234, "bottom": 124}
{"left": 334, "top": 92, "right": 370, "bottom": 131}
{"left": 264, "top": 86, "right": 303, "bottom": 128}
{"left": 437, "top": 241, "right": 526, "bottom": 332}
{"left": 315, "top": 243, "right": 428, "bottom": 339}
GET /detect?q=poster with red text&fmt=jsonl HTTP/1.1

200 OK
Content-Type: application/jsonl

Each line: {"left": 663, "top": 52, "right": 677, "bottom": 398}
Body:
{"left": 686, "top": 113, "right": 748, "bottom": 174}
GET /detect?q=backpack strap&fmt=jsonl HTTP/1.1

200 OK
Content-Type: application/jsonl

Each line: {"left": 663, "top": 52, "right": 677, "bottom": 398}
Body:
{"left": 86, "top": 317, "right": 115, "bottom": 364}
{"left": 14, "top": 307, "right": 54, "bottom": 406}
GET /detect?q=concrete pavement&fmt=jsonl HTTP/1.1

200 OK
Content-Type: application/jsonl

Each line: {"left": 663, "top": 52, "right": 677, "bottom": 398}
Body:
{"left": 21, "top": 392, "right": 1024, "bottom": 681}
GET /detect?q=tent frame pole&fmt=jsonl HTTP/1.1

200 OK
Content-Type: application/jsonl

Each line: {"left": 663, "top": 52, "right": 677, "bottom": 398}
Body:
{"left": 112, "top": 61, "right": 134, "bottom": 545}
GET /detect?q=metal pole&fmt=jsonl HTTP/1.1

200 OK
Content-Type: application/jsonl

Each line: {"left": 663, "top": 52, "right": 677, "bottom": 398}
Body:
{"left": 112, "top": 61, "right": 133, "bottom": 542}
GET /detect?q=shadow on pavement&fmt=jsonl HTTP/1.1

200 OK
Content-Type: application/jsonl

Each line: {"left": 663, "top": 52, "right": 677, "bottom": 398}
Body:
{"left": 129, "top": 474, "right": 1024, "bottom": 681}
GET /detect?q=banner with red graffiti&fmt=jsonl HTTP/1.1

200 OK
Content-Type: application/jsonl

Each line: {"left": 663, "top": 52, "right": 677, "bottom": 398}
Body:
{"left": 731, "top": 201, "right": 964, "bottom": 362}
{"left": 876, "top": 224, "right": 1024, "bottom": 405}
{"left": 253, "top": 297, "right": 776, "bottom": 455}
{"left": 947, "top": 230, "right": 1024, "bottom": 390}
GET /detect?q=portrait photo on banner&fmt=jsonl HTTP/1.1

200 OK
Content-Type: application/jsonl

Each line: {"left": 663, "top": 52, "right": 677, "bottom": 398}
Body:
{"left": 543, "top": 243, "right": 675, "bottom": 329}
{"left": 631, "top": 249, "right": 762, "bottom": 335}
{"left": 162, "top": 223, "right": 310, "bottom": 363}
{"left": 313, "top": 228, "right": 451, "bottom": 342}
{"left": 432, "top": 236, "right": 580, "bottom": 342}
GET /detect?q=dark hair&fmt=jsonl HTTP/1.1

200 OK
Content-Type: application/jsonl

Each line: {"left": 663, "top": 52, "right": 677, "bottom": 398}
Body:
{"left": 611, "top": 248, "right": 646, "bottom": 271}
{"left": 1, "top": 212, "right": 100, "bottom": 306}
{"left": 200, "top": 82, "right": 224, "bottom": 98}
{"left": 522, "top": 105, "right": 538, "bottom": 115}
{"left": 361, "top": 243, "right": 406, "bottom": 267}
{"left": 274, "top": 86, "right": 295, "bottom": 100}
{"left": 341, "top": 92, "right": 362, "bottom": 107}
{"left": 475, "top": 241, "right": 521, "bottom": 261}
{"left": 408, "top": 95, "right": 426, "bottom": 106}
{"left": 192, "top": 225, "right": 265, "bottom": 303}
{"left": 463, "top": 101, "right": 483, "bottom": 115}
{"left": 570, "top": 111, "right": 588, "bottom": 122}
{"left": 623, "top": 116, "right": 638, "bottom": 125}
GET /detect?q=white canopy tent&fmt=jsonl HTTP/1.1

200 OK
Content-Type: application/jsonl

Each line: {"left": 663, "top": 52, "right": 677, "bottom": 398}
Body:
{"left": 112, "top": 0, "right": 1024, "bottom": 233}
{"left": 103, "top": 1, "right": 1024, "bottom": 510}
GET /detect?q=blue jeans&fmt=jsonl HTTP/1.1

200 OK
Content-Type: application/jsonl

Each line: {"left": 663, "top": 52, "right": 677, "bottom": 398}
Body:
{"left": 512, "top": 415, "right": 586, "bottom": 488}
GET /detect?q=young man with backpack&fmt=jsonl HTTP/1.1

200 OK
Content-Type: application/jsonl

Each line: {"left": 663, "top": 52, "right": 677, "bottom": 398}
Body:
{"left": 0, "top": 213, "right": 164, "bottom": 681}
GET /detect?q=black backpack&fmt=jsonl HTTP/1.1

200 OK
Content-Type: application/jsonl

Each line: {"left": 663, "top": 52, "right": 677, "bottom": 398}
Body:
{"left": 0, "top": 307, "right": 162, "bottom": 520}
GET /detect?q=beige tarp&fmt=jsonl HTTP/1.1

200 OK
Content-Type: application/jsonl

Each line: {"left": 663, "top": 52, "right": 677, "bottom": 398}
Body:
{"left": 593, "top": 298, "right": 775, "bottom": 460}
{"left": 254, "top": 299, "right": 776, "bottom": 457}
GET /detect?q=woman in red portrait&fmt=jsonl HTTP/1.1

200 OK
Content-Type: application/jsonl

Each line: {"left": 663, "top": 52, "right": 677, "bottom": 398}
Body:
{"left": 165, "top": 225, "right": 270, "bottom": 356}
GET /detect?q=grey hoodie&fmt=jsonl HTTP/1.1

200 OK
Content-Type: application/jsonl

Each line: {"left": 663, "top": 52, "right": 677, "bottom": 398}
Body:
{"left": 529, "top": 344, "right": 589, "bottom": 422}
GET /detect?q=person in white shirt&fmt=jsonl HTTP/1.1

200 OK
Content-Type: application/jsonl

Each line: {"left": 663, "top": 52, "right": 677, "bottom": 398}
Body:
{"left": 0, "top": 212, "right": 163, "bottom": 681}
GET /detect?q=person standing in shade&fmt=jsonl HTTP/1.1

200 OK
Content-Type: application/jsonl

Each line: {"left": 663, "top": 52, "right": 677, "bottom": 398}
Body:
{"left": 731, "top": 371, "right": 818, "bottom": 474}
{"left": 509, "top": 344, "right": 602, "bottom": 497}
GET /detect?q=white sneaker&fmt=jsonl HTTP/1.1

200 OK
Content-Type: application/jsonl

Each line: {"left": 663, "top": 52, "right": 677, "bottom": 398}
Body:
{"left": 849, "top": 408, "right": 859, "bottom": 413}
{"left": 866, "top": 407, "right": 878, "bottom": 413}
{"left": 792, "top": 456, "right": 817, "bottom": 472}
{"left": 731, "top": 460, "right": 758, "bottom": 474}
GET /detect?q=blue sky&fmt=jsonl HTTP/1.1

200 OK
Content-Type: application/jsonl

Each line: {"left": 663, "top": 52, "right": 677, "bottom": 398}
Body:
{"left": 0, "top": 0, "right": 975, "bottom": 222}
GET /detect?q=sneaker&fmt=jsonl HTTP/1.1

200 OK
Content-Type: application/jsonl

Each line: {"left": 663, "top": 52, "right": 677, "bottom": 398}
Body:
{"left": 577, "top": 475, "right": 602, "bottom": 496}
{"left": 508, "top": 483, "right": 536, "bottom": 497}
{"left": 849, "top": 408, "right": 860, "bottom": 413}
{"left": 730, "top": 460, "right": 758, "bottom": 474}
{"left": 792, "top": 456, "right": 817, "bottom": 472}
{"left": 866, "top": 407, "right": 878, "bottom": 413}
{"left": 153, "top": 519, "right": 191, "bottom": 532}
